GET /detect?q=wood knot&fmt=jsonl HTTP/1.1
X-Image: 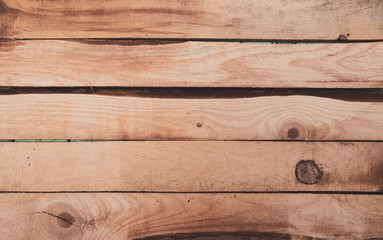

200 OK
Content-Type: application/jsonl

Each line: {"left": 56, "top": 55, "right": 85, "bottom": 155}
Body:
{"left": 196, "top": 123, "right": 202, "bottom": 128}
{"left": 57, "top": 212, "right": 76, "bottom": 228}
{"left": 40, "top": 203, "right": 82, "bottom": 238}
{"left": 295, "top": 160, "right": 323, "bottom": 185}
{"left": 338, "top": 35, "right": 347, "bottom": 41}
{"left": 287, "top": 128, "right": 299, "bottom": 139}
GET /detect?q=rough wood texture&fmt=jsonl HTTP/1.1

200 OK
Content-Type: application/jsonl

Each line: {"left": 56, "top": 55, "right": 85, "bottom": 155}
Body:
{"left": 1, "top": 40, "right": 383, "bottom": 88}
{"left": 0, "top": 193, "right": 382, "bottom": 239}
{"left": 0, "top": 141, "right": 382, "bottom": 192}
{"left": 1, "top": 93, "right": 383, "bottom": 140}
{"left": 0, "top": 0, "right": 382, "bottom": 39}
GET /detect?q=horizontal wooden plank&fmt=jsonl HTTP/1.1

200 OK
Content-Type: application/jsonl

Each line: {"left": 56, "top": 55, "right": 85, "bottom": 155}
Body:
{"left": 1, "top": 0, "right": 382, "bottom": 39}
{"left": 0, "top": 193, "right": 382, "bottom": 239}
{"left": 1, "top": 93, "right": 383, "bottom": 140}
{"left": 0, "top": 141, "right": 381, "bottom": 192}
{"left": 1, "top": 41, "right": 383, "bottom": 88}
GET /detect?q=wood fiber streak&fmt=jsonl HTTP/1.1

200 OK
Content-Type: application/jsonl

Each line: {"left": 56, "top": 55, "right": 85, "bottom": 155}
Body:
{"left": 0, "top": 194, "right": 382, "bottom": 239}
{"left": 1, "top": 41, "right": 383, "bottom": 87}
{"left": 1, "top": 94, "right": 383, "bottom": 140}
{"left": 0, "top": 0, "right": 382, "bottom": 39}
{"left": 0, "top": 141, "right": 382, "bottom": 192}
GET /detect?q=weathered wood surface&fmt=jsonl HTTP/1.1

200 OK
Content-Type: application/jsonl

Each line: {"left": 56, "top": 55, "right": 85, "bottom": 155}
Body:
{"left": 1, "top": 0, "right": 382, "bottom": 39}
{"left": 0, "top": 193, "right": 382, "bottom": 239}
{"left": 1, "top": 93, "right": 383, "bottom": 140}
{"left": 0, "top": 141, "right": 382, "bottom": 192}
{"left": 1, "top": 40, "right": 383, "bottom": 88}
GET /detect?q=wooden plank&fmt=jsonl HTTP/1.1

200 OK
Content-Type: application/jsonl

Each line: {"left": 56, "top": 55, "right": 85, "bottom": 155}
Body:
{"left": 0, "top": 193, "right": 382, "bottom": 239}
{"left": 1, "top": 93, "right": 383, "bottom": 140}
{"left": 1, "top": 40, "right": 383, "bottom": 88}
{"left": 0, "top": 141, "right": 381, "bottom": 192}
{"left": 0, "top": 0, "right": 382, "bottom": 40}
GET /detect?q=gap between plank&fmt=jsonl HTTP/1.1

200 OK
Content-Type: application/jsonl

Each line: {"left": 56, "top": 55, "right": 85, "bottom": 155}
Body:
{"left": 1, "top": 88, "right": 383, "bottom": 102}
{"left": 0, "top": 191, "right": 381, "bottom": 195}
{"left": 2, "top": 38, "right": 383, "bottom": 44}
{"left": 2, "top": 139, "right": 383, "bottom": 142}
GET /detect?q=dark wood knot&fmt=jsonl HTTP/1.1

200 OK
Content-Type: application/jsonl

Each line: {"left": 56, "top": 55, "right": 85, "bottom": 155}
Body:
{"left": 295, "top": 160, "right": 323, "bottom": 185}
{"left": 57, "top": 212, "right": 76, "bottom": 228}
{"left": 338, "top": 35, "right": 347, "bottom": 41}
{"left": 287, "top": 127, "right": 299, "bottom": 139}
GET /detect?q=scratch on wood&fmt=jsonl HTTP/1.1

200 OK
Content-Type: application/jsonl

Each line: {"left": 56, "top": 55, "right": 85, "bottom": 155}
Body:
{"left": 61, "top": 7, "right": 201, "bottom": 17}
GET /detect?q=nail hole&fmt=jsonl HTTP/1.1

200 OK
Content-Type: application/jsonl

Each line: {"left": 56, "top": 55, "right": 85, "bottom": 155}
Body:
{"left": 196, "top": 123, "right": 202, "bottom": 128}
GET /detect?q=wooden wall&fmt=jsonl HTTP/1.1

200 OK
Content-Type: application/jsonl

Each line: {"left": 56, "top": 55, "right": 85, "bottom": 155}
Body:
{"left": 1, "top": 0, "right": 383, "bottom": 239}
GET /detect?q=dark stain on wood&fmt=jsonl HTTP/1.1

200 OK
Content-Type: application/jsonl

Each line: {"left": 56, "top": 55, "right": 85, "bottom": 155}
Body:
{"left": 370, "top": 160, "right": 383, "bottom": 192}
{"left": 70, "top": 39, "right": 186, "bottom": 47}
{"left": 295, "top": 160, "right": 323, "bottom": 185}
{"left": 135, "top": 232, "right": 325, "bottom": 240}
{"left": 351, "top": 159, "right": 383, "bottom": 192}
{"left": 0, "top": 39, "right": 25, "bottom": 52}
{"left": 0, "top": 0, "right": 17, "bottom": 37}
{"left": 0, "top": 88, "right": 383, "bottom": 103}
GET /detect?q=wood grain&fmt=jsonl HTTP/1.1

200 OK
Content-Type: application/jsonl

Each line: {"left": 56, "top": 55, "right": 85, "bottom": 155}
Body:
{"left": 0, "top": 0, "right": 382, "bottom": 40}
{"left": 0, "top": 193, "right": 382, "bottom": 239}
{"left": 0, "top": 141, "right": 382, "bottom": 192}
{"left": 1, "top": 93, "right": 383, "bottom": 140}
{"left": 1, "top": 40, "right": 383, "bottom": 88}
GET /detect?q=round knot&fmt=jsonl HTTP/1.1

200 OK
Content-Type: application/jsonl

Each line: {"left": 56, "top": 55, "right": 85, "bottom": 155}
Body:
{"left": 287, "top": 128, "right": 299, "bottom": 139}
{"left": 295, "top": 160, "right": 323, "bottom": 185}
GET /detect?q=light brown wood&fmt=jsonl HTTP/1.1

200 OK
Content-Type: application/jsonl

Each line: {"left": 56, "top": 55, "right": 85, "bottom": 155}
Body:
{"left": 1, "top": 41, "right": 383, "bottom": 88}
{"left": 0, "top": 193, "right": 382, "bottom": 239}
{"left": 1, "top": 93, "right": 383, "bottom": 140}
{"left": 0, "top": 141, "right": 381, "bottom": 192}
{"left": 1, "top": 0, "right": 382, "bottom": 39}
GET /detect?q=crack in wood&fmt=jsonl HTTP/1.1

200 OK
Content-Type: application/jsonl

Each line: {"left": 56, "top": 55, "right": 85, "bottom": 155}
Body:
{"left": 41, "top": 211, "right": 79, "bottom": 228}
